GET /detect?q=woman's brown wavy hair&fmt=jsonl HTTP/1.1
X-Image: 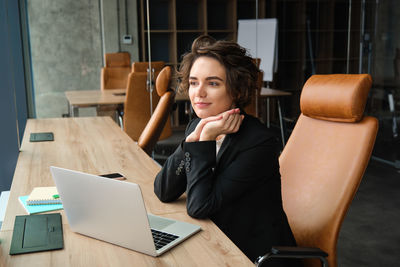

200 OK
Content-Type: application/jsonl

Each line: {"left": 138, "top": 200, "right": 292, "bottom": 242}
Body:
{"left": 178, "top": 35, "right": 260, "bottom": 109}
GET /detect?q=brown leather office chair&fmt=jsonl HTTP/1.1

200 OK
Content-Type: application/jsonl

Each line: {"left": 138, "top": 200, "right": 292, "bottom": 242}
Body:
{"left": 245, "top": 71, "right": 264, "bottom": 118}
{"left": 131, "top": 61, "right": 165, "bottom": 102}
{"left": 131, "top": 61, "right": 165, "bottom": 73}
{"left": 123, "top": 66, "right": 173, "bottom": 142}
{"left": 245, "top": 58, "right": 263, "bottom": 118}
{"left": 138, "top": 66, "right": 175, "bottom": 155}
{"left": 101, "top": 52, "right": 131, "bottom": 90}
{"left": 255, "top": 74, "right": 378, "bottom": 267}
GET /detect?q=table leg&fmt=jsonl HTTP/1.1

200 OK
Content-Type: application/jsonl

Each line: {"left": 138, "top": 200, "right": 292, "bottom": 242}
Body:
{"left": 173, "top": 105, "right": 179, "bottom": 127}
{"left": 69, "top": 105, "right": 79, "bottom": 117}
{"left": 67, "top": 103, "right": 71, "bottom": 117}
{"left": 277, "top": 99, "right": 285, "bottom": 148}
{"left": 117, "top": 104, "right": 124, "bottom": 130}
{"left": 388, "top": 93, "right": 398, "bottom": 138}
{"left": 266, "top": 98, "right": 270, "bottom": 128}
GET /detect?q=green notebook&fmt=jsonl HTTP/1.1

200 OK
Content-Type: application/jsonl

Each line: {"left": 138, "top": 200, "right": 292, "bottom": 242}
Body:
{"left": 10, "top": 213, "right": 64, "bottom": 255}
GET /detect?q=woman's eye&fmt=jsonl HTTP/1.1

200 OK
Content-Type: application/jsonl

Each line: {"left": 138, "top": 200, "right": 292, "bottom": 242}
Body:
{"left": 189, "top": 81, "right": 198, "bottom": 86}
{"left": 209, "top": 81, "right": 219, "bottom": 86}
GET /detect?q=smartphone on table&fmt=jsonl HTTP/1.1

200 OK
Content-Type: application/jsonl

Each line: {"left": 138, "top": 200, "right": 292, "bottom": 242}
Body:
{"left": 99, "top": 173, "right": 126, "bottom": 181}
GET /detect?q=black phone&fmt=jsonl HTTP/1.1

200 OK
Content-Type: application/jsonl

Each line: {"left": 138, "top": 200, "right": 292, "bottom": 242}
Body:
{"left": 30, "top": 132, "right": 54, "bottom": 142}
{"left": 99, "top": 173, "right": 126, "bottom": 180}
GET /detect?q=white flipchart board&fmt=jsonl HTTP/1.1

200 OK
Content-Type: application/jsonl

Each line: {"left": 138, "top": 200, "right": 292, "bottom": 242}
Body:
{"left": 237, "top": 19, "right": 278, "bottom": 82}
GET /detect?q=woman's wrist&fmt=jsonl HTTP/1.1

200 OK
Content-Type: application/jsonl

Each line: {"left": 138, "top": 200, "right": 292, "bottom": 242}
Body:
{"left": 199, "top": 130, "right": 218, "bottom": 141}
{"left": 185, "top": 133, "right": 198, "bottom": 142}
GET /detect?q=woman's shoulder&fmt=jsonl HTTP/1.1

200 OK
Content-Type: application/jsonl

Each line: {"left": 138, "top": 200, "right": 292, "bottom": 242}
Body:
{"left": 238, "top": 114, "right": 279, "bottom": 145}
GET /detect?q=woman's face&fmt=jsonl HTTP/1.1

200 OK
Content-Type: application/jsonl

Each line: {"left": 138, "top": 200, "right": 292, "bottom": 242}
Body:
{"left": 188, "top": 57, "right": 234, "bottom": 119}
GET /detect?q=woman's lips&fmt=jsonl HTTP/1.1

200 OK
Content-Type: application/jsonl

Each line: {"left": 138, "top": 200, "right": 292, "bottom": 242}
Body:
{"left": 194, "top": 102, "right": 211, "bottom": 109}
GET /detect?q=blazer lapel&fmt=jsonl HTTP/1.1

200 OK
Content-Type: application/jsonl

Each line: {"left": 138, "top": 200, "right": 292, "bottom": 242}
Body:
{"left": 215, "top": 113, "right": 247, "bottom": 165}
{"left": 216, "top": 134, "right": 231, "bottom": 165}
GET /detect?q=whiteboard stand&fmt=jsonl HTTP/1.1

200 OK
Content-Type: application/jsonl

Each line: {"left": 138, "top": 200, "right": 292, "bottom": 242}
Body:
{"left": 238, "top": 19, "right": 289, "bottom": 147}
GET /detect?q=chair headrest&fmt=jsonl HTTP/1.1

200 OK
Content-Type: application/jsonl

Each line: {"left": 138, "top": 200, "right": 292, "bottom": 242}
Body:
{"left": 300, "top": 74, "right": 372, "bottom": 122}
{"left": 132, "top": 61, "right": 165, "bottom": 72}
{"left": 156, "top": 66, "right": 172, "bottom": 96}
{"left": 105, "top": 52, "right": 131, "bottom": 68}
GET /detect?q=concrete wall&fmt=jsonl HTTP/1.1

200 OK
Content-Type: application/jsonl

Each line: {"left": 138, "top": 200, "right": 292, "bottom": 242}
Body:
{"left": 28, "top": 0, "right": 139, "bottom": 118}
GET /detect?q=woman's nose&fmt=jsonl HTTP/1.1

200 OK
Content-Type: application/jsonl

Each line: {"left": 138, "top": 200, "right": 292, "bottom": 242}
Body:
{"left": 196, "top": 83, "right": 206, "bottom": 97}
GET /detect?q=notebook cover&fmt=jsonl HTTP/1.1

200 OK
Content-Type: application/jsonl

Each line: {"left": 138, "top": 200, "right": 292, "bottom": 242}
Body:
{"left": 30, "top": 132, "right": 54, "bottom": 142}
{"left": 26, "top": 187, "right": 61, "bottom": 205}
{"left": 19, "top": 196, "right": 63, "bottom": 215}
{"left": 10, "top": 213, "right": 64, "bottom": 255}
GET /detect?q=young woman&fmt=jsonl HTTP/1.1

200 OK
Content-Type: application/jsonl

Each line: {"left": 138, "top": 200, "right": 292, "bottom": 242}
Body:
{"left": 154, "top": 36, "right": 298, "bottom": 265}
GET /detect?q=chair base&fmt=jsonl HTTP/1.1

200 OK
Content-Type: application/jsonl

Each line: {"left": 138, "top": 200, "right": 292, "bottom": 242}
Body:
{"left": 255, "top": 246, "right": 329, "bottom": 267}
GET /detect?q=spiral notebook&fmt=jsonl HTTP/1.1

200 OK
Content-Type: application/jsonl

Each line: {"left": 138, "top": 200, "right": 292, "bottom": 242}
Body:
{"left": 19, "top": 195, "right": 63, "bottom": 215}
{"left": 26, "top": 187, "right": 61, "bottom": 205}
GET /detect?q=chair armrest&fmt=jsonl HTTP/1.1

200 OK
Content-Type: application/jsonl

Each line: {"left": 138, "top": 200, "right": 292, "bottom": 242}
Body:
{"left": 254, "top": 246, "right": 329, "bottom": 267}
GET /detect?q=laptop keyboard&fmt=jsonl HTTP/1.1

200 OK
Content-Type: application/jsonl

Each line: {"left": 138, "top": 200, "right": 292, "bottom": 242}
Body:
{"left": 151, "top": 229, "right": 179, "bottom": 250}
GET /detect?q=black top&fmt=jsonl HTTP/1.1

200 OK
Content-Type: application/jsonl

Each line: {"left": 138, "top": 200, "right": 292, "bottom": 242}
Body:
{"left": 154, "top": 114, "right": 298, "bottom": 264}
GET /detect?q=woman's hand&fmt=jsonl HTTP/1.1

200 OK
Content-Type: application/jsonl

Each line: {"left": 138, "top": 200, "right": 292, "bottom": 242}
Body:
{"left": 200, "top": 108, "right": 243, "bottom": 141}
{"left": 186, "top": 109, "right": 244, "bottom": 142}
{"left": 185, "top": 114, "right": 223, "bottom": 142}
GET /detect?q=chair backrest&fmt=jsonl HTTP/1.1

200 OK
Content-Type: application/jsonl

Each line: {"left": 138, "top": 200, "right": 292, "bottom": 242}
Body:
{"left": 131, "top": 61, "right": 165, "bottom": 73}
{"left": 138, "top": 66, "right": 175, "bottom": 155}
{"left": 101, "top": 52, "right": 131, "bottom": 90}
{"left": 123, "top": 66, "right": 173, "bottom": 143}
{"left": 105, "top": 52, "right": 131, "bottom": 68}
{"left": 279, "top": 74, "right": 378, "bottom": 267}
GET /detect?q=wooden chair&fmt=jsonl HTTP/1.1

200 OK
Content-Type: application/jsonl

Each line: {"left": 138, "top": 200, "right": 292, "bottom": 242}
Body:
{"left": 123, "top": 66, "right": 173, "bottom": 142}
{"left": 101, "top": 52, "right": 131, "bottom": 90}
{"left": 255, "top": 74, "right": 378, "bottom": 267}
{"left": 138, "top": 66, "right": 175, "bottom": 155}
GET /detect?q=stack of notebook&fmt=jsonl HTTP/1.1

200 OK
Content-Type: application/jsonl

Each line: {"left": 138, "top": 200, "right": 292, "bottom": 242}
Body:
{"left": 19, "top": 187, "right": 63, "bottom": 214}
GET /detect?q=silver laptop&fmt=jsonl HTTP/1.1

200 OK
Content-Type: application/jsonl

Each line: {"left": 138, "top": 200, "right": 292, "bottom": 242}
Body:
{"left": 50, "top": 166, "right": 201, "bottom": 256}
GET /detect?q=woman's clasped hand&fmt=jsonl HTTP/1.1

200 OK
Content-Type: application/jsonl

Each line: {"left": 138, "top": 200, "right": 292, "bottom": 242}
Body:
{"left": 186, "top": 108, "right": 244, "bottom": 142}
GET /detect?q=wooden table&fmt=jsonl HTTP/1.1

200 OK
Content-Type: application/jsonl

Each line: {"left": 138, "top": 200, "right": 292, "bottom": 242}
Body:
{"left": 0, "top": 117, "right": 253, "bottom": 266}
{"left": 65, "top": 89, "right": 190, "bottom": 127}
{"left": 65, "top": 89, "right": 126, "bottom": 117}
{"left": 260, "top": 87, "right": 292, "bottom": 148}
{"left": 65, "top": 89, "right": 190, "bottom": 115}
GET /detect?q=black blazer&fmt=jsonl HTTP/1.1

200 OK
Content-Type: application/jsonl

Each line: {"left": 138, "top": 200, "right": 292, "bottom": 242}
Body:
{"left": 154, "top": 114, "right": 297, "bottom": 263}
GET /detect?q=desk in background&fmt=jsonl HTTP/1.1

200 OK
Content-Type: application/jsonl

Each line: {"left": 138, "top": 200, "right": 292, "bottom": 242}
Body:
{"left": 260, "top": 87, "right": 292, "bottom": 148}
{"left": 65, "top": 89, "right": 191, "bottom": 128}
{"left": 65, "top": 89, "right": 126, "bottom": 117}
{"left": 0, "top": 117, "right": 253, "bottom": 267}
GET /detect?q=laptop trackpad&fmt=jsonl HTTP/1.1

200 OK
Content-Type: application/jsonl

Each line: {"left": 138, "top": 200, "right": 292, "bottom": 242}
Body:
{"left": 148, "top": 214, "right": 175, "bottom": 230}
